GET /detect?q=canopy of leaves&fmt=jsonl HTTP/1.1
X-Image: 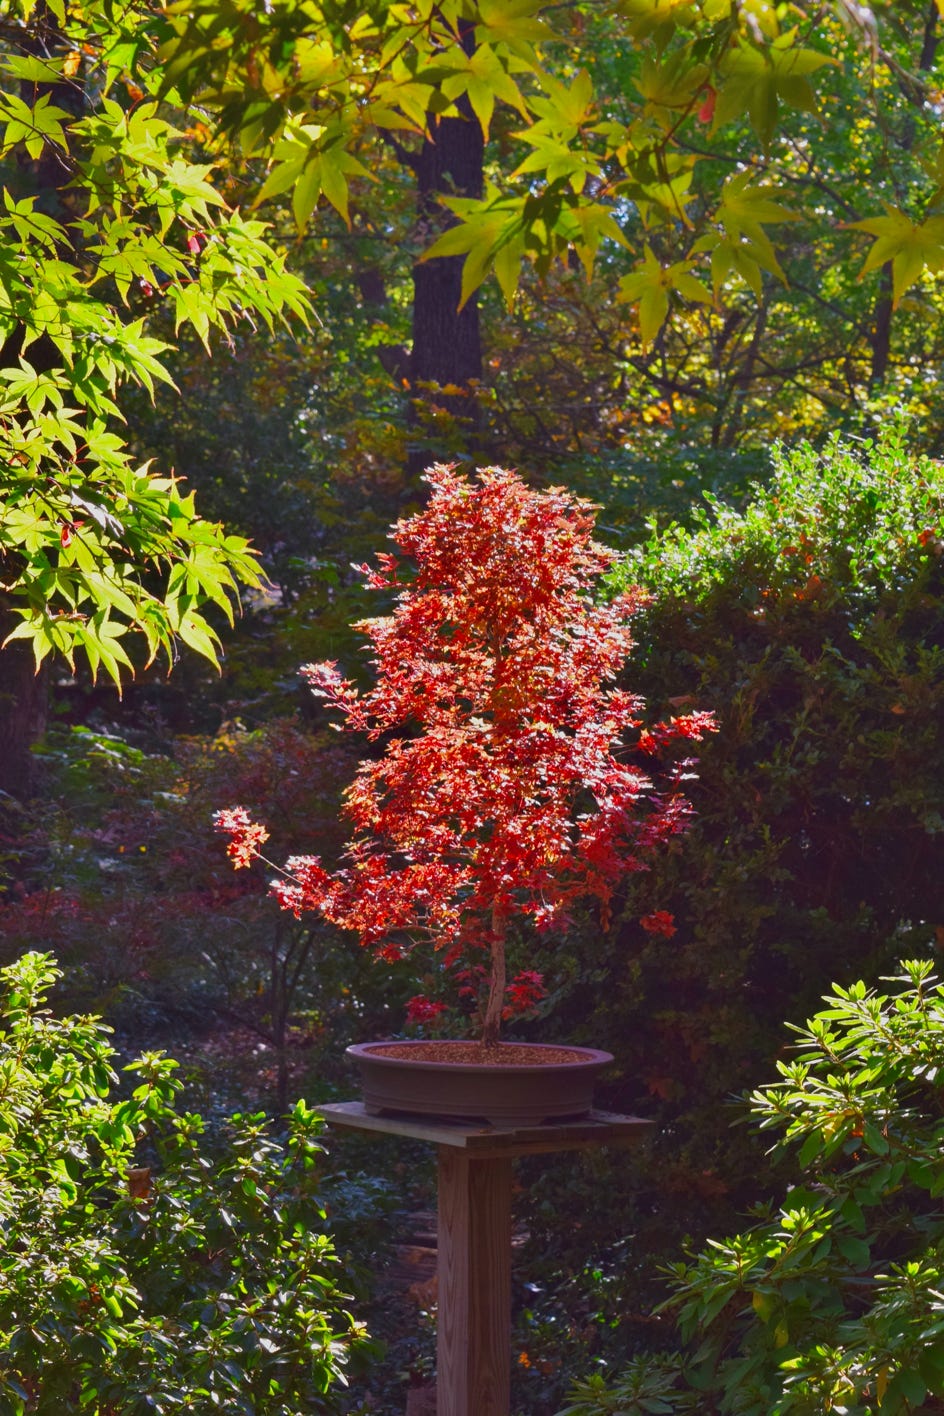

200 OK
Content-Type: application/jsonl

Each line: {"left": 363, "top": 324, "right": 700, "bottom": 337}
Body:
{"left": 156, "top": 2, "right": 943, "bottom": 352}
{"left": 109, "top": 0, "right": 944, "bottom": 605}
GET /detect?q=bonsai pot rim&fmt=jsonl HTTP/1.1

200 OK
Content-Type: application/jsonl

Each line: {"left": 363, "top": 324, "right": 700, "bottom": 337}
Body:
{"left": 346, "top": 1039, "right": 614, "bottom": 1128}
{"left": 347, "top": 1040, "right": 613, "bottom": 1071}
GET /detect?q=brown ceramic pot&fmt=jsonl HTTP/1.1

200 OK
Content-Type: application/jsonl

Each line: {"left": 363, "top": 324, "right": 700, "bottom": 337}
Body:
{"left": 346, "top": 1039, "right": 614, "bottom": 1128}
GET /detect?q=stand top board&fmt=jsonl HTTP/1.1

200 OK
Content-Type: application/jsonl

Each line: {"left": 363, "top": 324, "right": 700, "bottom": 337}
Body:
{"left": 318, "top": 1102, "right": 652, "bottom": 1159}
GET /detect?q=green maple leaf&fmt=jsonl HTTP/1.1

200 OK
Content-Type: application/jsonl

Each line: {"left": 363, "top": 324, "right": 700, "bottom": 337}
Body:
{"left": 441, "top": 41, "right": 529, "bottom": 139}
{"left": 619, "top": 245, "right": 711, "bottom": 347}
{"left": 850, "top": 207, "right": 944, "bottom": 305}
{"left": 713, "top": 31, "right": 834, "bottom": 144}
{"left": 712, "top": 173, "right": 799, "bottom": 287}
{"left": 474, "top": 0, "right": 551, "bottom": 58}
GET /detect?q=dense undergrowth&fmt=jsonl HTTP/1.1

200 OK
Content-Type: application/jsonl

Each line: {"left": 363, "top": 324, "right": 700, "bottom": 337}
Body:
{"left": 562, "top": 960, "right": 944, "bottom": 1414}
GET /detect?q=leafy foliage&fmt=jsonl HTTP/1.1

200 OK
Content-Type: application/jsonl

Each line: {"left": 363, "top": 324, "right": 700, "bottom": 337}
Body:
{"left": 217, "top": 465, "right": 714, "bottom": 1045}
{"left": 0, "top": 950, "right": 368, "bottom": 1414}
{"left": 0, "top": 0, "right": 309, "bottom": 681}
{"left": 6, "top": 0, "right": 944, "bottom": 696}
{"left": 110, "top": 0, "right": 944, "bottom": 575}
{"left": 561, "top": 959, "right": 944, "bottom": 1415}
{"left": 159, "top": 2, "right": 944, "bottom": 342}
{"left": 587, "top": 425, "right": 944, "bottom": 1151}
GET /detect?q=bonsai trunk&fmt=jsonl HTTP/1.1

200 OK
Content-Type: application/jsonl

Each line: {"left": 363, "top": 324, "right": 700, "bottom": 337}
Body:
{"left": 481, "top": 905, "right": 506, "bottom": 1050}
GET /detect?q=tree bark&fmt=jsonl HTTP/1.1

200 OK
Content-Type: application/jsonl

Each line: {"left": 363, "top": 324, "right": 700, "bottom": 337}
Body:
{"left": 482, "top": 905, "right": 506, "bottom": 1049}
{"left": 0, "top": 601, "right": 47, "bottom": 800}
{"left": 721, "top": 297, "right": 768, "bottom": 448}
{"left": 868, "top": 264, "right": 894, "bottom": 394}
{"left": 411, "top": 116, "right": 483, "bottom": 390}
{"left": 408, "top": 24, "right": 484, "bottom": 478}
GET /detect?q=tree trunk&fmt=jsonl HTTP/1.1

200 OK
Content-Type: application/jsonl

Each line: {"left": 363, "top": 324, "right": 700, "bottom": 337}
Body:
{"left": 0, "top": 601, "right": 47, "bottom": 800}
{"left": 868, "top": 265, "right": 893, "bottom": 394}
{"left": 412, "top": 114, "right": 483, "bottom": 390}
{"left": 408, "top": 25, "right": 484, "bottom": 478}
{"left": 721, "top": 297, "right": 768, "bottom": 449}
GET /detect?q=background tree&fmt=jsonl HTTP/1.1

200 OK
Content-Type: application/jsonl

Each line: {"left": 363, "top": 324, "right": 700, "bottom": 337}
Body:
{"left": 153, "top": 1, "right": 944, "bottom": 451}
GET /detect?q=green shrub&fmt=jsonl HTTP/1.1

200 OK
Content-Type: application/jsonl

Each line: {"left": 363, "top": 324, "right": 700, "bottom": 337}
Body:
{"left": 561, "top": 959, "right": 944, "bottom": 1415}
{"left": 0, "top": 952, "right": 368, "bottom": 1414}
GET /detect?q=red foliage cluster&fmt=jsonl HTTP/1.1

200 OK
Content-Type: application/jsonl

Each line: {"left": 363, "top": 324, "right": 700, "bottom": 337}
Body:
{"left": 217, "top": 466, "right": 714, "bottom": 1043}
{"left": 216, "top": 808, "right": 270, "bottom": 870}
{"left": 502, "top": 970, "right": 546, "bottom": 1018}
{"left": 639, "top": 910, "right": 678, "bottom": 938}
{"left": 404, "top": 996, "right": 449, "bottom": 1026}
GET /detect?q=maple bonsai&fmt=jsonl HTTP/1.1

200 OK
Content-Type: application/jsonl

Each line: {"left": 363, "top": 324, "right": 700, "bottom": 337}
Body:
{"left": 217, "top": 466, "right": 713, "bottom": 1050}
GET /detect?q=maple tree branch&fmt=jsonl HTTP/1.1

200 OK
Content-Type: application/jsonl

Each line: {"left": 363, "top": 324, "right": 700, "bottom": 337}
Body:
{"left": 721, "top": 295, "right": 769, "bottom": 449}
{"left": 381, "top": 130, "right": 420, "bottom": 174}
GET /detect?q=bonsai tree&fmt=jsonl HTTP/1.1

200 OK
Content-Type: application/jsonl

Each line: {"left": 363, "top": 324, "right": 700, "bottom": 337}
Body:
{"left": 217, "top": 466, "right": 713, "bottom": 1049}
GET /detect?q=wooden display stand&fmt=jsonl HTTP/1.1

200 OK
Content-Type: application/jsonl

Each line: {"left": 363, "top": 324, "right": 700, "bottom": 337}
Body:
{"left": 320, "top": 1103, "right": 651, "bottom": 1416}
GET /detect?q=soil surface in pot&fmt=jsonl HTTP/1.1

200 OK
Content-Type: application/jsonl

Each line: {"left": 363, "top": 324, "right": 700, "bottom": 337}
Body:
{"left": 364, "top": 1042, "right": 588, "bottom": 1065}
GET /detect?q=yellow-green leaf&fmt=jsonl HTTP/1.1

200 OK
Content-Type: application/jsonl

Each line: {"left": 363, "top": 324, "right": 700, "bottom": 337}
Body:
{"left": 638, "top": 285, "right": 669, "bottom": 348}
{"left": 493, "top": 231, "right": 526, "bottom": 309}
{"left": 850, "top": 208, "right": 944, "bottom": 304}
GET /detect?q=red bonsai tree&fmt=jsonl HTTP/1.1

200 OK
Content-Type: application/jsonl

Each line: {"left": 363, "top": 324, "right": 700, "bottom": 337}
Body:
{"left": 217, "top": 466, "right": 714, "bottom": 1049}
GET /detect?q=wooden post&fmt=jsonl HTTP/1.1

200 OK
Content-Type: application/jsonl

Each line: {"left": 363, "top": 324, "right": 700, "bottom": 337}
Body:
{"left": 318, "top": 1104, "right": 652, "bottom": 1416}
{"left": 437, "top": 1150, "right": 512, "bottom": 1416}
